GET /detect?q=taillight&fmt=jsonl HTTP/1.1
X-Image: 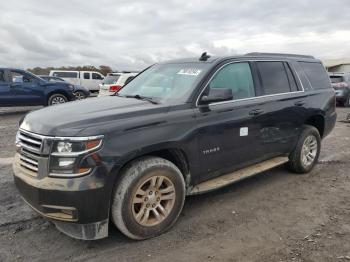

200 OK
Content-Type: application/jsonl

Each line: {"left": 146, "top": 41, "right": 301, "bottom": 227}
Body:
{"left": 109, "top": 85, "right": 122, "bottom": 92}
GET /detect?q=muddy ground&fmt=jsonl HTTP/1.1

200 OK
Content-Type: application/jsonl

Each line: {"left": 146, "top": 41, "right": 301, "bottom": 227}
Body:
{"left": 0, "top": 106, "right": 349, "bottom": 262}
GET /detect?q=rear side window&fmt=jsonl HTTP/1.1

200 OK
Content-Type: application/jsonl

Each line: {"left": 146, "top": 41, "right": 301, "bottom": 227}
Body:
{"left": 299, "top": 62, "right": 330, "bottom": 89}
{"left": 102, "top": 75, "right": 120, "bottom": 84}
{"left": 209, "top": 62, "right": 255, "bottom": 100}
{"left": 285, "top": 63, "right": 298, "bottom": 92}
{"left": 53, "top": 72, "right": 78, "bottom": 78}
{"left": 84, "top": 72, "right": 90, "bottom": 79}
{"left": 257, "top": 61, "right": 291, "bottom": 95}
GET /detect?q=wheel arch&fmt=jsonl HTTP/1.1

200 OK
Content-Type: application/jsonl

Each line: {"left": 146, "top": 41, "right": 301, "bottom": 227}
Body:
{"left": 304, "top": 114, "right": 325, "bottom": 138}
{"left": 112, "top": 147, "right": 192, "bottom": 189}
{"left": 45, "top": 90, "right": 71, "bottom": 105}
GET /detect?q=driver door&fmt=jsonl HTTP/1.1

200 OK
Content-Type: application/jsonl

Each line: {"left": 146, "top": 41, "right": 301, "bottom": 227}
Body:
{"left": 195, "top": 62, "right": 266, "bottom": 182}
{"left": 9, "top": 70, "right": 43, "bottom": 106}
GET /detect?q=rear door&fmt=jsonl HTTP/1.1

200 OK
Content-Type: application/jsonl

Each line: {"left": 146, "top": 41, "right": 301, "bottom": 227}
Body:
{"left": 195, "top": 61, "right": 267, "bottom": 181}
{"left": 0, "top": 69, "right": 11, "bottom": 106}
{"left": 9, "top": 70, "right": 43, "bottom": 106}
{"left": 252, "top": 61, "right": 307, "bottom": 156}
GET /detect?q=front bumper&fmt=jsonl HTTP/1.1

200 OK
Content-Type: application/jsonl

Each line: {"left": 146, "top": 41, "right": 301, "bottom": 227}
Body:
{"left": 13, "top": 155, "right": 112, "bottom": 240}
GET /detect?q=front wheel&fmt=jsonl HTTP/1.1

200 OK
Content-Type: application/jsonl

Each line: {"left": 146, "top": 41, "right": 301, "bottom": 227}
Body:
{"left": 111, "top": 157, "right": 186, "bottom": 240}
{"left": 48, "top": 94, "right": 68, "bottom": 106}
{"left": 286, "top": 125, "right": 321, "bottom": 173}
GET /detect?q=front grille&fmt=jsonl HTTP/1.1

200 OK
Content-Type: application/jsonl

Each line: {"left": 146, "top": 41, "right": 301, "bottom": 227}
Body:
{"left": 17, "top": 131, "right": 42, "bottom": 154}
{"left": 17, "top": 130, "right": 44, "bottom": 175}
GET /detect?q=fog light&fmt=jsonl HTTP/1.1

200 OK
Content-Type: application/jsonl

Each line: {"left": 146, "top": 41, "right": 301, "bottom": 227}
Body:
{"left": 58, "top": 158, "right": 75, "bottom": 168}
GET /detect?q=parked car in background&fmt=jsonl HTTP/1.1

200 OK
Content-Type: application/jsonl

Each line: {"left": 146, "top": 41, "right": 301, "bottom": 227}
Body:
{"left": 13, "top": 53, "right": 336, "bottom": 240}
{"left": 329, "top": 72, "right": 350, "bottom": 107}
{"left": 49, "top": 70, "right": 104, "bottom": 93}
{"left": 98, "top": 72, "right": 138, "bottom": 97}
{"left": 39, "top": 75, "right": 90, "bottom": 100}
{"left": 0, "top": 68, "right": 75, "bottom": 106}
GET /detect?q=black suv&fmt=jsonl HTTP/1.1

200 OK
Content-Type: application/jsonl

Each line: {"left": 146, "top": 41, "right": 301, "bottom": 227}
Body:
{"left": 13, "top": 53, "right": 336, "bottom": 240}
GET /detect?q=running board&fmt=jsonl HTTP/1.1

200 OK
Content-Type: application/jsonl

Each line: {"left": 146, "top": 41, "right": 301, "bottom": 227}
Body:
{"left": 188, "top": 156, "right": 289, "bottom": 195}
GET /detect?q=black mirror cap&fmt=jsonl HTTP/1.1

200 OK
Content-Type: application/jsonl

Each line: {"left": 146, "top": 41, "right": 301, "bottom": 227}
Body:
{"left": 200, "top": 88, "right": 233, "bottom": 105}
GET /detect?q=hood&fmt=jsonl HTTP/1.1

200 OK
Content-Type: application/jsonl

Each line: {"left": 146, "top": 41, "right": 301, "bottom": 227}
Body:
{"left": 20, "top": 96, "right": 169, "bottom": 136}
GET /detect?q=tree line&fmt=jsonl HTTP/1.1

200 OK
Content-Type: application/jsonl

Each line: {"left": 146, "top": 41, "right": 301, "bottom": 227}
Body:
{"left": 27, "top": 65, "right": 113, "bottom": 76}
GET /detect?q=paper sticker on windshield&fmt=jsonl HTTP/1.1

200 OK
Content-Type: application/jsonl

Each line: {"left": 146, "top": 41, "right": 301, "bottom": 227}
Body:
{"left": 177, "top": 68, "right": 202, "bottom": 76}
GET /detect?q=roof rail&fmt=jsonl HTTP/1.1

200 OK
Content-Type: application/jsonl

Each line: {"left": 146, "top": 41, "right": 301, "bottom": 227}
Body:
{"left": 244, "top": 52, "right": 315, "bottom": 59}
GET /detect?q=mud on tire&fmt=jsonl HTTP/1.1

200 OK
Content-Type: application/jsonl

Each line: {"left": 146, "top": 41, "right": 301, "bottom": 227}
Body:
{"left": 286, "top": 125, "right": 321, "bottom": 174}
{"left": 111, "top": 156, "right": 186, "bottom": 240}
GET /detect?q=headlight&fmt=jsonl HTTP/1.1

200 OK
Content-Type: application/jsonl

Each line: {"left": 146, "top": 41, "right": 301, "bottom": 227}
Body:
{"left": 52, "top": 138, "right": 102, "bottom": 156}
{"left": 67, "top": 84, "right": 75, "bottom": 91}
{"left": 49, "top": 136, "right": 103, "bottom": 177}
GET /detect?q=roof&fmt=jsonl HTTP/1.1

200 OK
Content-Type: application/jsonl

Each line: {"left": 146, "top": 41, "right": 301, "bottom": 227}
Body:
{"left": 161, "top": 52, "right": 318, "bottom": 65}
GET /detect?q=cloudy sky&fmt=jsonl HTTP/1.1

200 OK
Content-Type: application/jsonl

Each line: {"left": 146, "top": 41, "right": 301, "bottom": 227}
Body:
{"left": 1, "top": 0, "right": 350, "bottom": 70}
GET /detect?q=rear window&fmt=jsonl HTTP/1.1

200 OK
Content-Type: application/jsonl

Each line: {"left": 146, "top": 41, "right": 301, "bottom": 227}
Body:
{"left": 102, "top": 75, "right": 120, "bottom": 84}
{"left": 299, "top": 62, "right": 330, "bottom": 89}
{"left": 53, "top": 72, "right": 78, "bottom": 78}
{"left": 329, "top": 76, "right": 344, "bottom": 83}
{"left": 257, "top": 61, "right": 291, "bottom": 95}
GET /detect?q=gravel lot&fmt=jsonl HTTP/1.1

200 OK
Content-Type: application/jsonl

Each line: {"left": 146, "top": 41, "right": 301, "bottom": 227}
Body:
{"left": 0, "top": 106, "right": 349, "bottom": 262}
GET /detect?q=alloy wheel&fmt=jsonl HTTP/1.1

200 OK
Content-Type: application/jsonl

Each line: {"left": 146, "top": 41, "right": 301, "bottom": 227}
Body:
{"left": 132, "top": 175, "right": 176, "bottom": 227}
{"left": 301, "top": 135, "right": 318, "bottom": 167}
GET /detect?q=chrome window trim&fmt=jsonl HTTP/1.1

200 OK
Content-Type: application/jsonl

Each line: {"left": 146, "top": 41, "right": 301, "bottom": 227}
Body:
{"left": 195, "top": 59, "right": 306, "bottom": 107}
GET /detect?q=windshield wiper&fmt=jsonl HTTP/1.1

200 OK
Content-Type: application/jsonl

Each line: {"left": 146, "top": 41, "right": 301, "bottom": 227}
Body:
{"left": 118, "top": 94, "right": 159, "bottom": 104}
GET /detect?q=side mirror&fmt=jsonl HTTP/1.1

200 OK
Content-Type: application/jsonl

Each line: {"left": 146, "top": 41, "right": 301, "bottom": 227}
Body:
{"left": 200, "top": 88, "right": 233, "bottom": 104}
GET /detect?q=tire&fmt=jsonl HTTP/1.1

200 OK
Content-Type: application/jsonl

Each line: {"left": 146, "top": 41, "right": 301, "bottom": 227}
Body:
{"left": 74, "top": 91, "right": 86, "bottom": 100}
{"left": 111, "top": 156, "right": 186, "bottom": 240}
{"left": 286, "top": 125, "right": 321, "bottom": 174}
{"left": 48, "top": 94, "right": 68, "bottom": 106}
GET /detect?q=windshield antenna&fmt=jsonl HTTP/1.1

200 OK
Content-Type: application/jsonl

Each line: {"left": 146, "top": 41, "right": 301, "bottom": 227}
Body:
{"left": 199, "top": 52, "right": 210, "bottom": 61}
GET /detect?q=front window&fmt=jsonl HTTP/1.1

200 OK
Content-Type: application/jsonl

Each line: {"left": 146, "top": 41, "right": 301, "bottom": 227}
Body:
{"left": 209, "top": 62, "right": 255, "bottom": 100}
{"left": 118, "top": 63, "right": 210, "bottom": 103}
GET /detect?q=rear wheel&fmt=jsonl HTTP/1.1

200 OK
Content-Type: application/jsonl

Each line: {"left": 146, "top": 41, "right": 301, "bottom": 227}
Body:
{"left": 48, "top": 94, "right": 68, "bottom": 106}
{"left": 111, "top": 157, "right": 186, "bottom": 240}
{"left": 286, "top": 125, "right": 321, "bottom": 173}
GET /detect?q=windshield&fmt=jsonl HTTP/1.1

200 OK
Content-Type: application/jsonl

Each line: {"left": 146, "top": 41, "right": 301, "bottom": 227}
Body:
{"left": 102, "top": 75, "right": 120, "bottom": 84}
{"left": 118, "top": 63, "right": 210, "bottom": 103}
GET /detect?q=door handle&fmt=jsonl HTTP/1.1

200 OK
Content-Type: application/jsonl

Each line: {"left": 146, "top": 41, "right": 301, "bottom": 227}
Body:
{"left": 294, "top": 101, "right": 305, "bottom": 106}
{"left": 249, "top": 109, "right": 264, "bottom": 116}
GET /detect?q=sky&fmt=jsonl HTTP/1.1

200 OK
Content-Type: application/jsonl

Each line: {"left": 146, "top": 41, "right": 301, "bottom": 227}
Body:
{"left": 1, "top": 0, "right": 350, "bottom": 70}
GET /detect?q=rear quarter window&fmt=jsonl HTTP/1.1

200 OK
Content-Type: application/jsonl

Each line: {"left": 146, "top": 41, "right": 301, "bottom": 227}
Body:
{"left": 299, "top": 62, "right": 331, "bottom": 89}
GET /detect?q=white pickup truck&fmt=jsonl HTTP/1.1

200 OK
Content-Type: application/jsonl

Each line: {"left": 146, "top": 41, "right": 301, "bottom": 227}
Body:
{"left": 49, "top": 70, "right": 105, "bottom": 92}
